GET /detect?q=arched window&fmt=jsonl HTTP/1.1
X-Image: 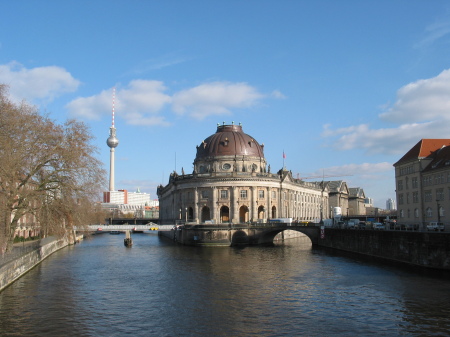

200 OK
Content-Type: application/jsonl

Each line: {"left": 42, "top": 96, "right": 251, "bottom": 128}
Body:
{"left": 414, "top": 208, "right": 419, "bottom": 218}
{"left": 201, "top": 206, "right": 211, "bottom": 222}
{"left": 426, "top": 207, "right": 432, "bottom": 218}
{"left": 220, "top": 206, "right": 230, "bottom": 223}
{"left": 239, "top": 205, "right": 249, "bottom": 223}
{"left": 271, "top": 206, "right": 277, "bottom": 219}
{"left": 257, "top": 205, "right": 265, "bottom": 220}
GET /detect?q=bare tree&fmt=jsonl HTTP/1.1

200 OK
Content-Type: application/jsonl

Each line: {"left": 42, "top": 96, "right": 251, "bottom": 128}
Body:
{"left": 0, "top": 85, "right": 107, "bottom": 252}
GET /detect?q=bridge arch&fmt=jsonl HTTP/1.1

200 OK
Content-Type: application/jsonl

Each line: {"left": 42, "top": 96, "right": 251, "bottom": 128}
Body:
{"left": 242, "top": 226, "right": 320, "bottom": 246}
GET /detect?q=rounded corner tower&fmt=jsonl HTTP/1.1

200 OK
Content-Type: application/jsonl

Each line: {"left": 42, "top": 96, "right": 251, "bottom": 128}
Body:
{"left": 194, "top": 123, "right": 266, "bottom": 174}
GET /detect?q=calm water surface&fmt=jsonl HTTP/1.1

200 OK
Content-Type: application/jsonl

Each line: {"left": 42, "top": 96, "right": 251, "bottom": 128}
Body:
{"left": 1, "top": 233, "right": 450, "bottom": 336}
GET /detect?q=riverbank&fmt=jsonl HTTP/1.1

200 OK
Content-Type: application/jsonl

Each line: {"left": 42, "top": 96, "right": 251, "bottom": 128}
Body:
{"left": 0, "top": 234, "right": 83, "bottom": 292}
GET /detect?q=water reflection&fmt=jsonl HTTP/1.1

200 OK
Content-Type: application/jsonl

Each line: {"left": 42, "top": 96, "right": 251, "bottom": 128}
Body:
{"left": 1, "top": 233, "right": 450, "bottom": 336}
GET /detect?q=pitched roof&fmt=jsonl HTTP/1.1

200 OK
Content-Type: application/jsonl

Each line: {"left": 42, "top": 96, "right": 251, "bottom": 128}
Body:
{"left": 422, "top": 145, "right": 450, "bottom": 173}
{"left": 349, "top": 187, "right": 365, "bottom": 198}
{"left": 394, "top": 139, "right": 450, "bottom": 166}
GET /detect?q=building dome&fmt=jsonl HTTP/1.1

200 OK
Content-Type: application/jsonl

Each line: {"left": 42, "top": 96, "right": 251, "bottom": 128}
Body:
{"left": 195, "top": 124, "right": 264, "bottom": 160}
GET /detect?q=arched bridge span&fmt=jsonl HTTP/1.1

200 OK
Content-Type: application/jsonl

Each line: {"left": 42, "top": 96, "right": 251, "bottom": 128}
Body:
{"left": 231, "top": 225, "right": 320, "bottom": 246}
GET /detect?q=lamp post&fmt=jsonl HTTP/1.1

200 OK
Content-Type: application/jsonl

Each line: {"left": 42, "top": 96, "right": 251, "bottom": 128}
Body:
{"left": 437, "top": 200, "right": 441, "bottom": 224}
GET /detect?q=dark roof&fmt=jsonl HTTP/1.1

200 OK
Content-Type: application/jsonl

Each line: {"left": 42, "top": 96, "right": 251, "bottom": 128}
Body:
{"left": 195, "top": 124, "right": 264, "bottom": 161}
{"left": 349, "top": 187, "right": 365, "bottom": 198}
{"left": 422, "top": 145, "right": 450, "bottom": 173}
{"left": 394, "top": 139, "right": 450, "bottom": 166}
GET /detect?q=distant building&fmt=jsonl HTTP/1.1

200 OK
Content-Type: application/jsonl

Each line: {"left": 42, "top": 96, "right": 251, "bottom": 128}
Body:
{"left": 386, "top": 198, "right": 396, "bottom": 211}
{"left": 364, "top": 197, "right": 374, "bottom": 208}
{"left": 102, "top": 189, "right": 154, "bottom": 218}
{"left": 393, "top": 139, "right": 450, "bottom": 228}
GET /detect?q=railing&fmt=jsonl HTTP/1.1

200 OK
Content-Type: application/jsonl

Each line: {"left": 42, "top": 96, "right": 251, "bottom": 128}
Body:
{"left": 0, "top": 240, "right": 41, "bottom": 268}
{"left": 169, "top": 222, "right": 320, "bottom": 230}
{"left": 81, "top": 223, "right": 159, "bottom": 231}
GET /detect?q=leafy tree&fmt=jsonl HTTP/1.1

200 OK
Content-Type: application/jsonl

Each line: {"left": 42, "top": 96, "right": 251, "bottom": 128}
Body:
{"left": 0, "top": 85, "right": 106, "bottom": 253}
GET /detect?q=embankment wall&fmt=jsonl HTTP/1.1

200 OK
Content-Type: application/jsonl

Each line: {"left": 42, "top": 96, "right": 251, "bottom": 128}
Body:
{"left": 0, "top": 234, "right": 83, "bottom": 292}
{"left": 318, "top": 229, "right": 450, "bottom": 270}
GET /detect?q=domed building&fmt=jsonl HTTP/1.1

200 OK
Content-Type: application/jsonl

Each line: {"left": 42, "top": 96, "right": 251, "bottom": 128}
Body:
{"left": 157, "top": 123, "right": 331, "bottom": 224}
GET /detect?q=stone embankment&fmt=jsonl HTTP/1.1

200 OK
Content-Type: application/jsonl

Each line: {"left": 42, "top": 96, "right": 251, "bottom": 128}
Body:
{"left": 318, "top": 228, "right": 450, "bottom": 270}
{"left": 0, "top": 234, "right": 83, "bottom": 292}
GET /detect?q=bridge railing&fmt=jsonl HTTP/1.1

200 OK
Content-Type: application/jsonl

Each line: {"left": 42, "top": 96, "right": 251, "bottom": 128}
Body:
{"left": 170, "top": 223, "right": 321, "bottom": 230}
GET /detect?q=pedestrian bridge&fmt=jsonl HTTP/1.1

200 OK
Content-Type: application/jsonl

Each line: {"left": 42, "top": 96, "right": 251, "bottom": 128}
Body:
{"left": 80, "top": 223, "right": 163, "bottom": 232}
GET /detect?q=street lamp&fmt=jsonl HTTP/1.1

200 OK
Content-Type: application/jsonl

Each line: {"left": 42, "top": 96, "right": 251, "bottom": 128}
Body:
{"left": 437, "top": 200, "right": 441, "bottom": 224}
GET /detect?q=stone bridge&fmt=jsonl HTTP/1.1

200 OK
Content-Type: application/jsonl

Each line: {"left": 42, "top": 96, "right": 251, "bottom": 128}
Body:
{"left": 162, "top": 224, "right": 321, "bottom": 246}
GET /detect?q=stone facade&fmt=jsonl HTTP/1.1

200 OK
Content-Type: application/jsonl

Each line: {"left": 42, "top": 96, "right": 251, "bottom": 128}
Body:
{"left": 394, "top": 139, "right": 450, "bottom": 228}
{"left": 158, "top": 123, "right": 336, "bottom": 225}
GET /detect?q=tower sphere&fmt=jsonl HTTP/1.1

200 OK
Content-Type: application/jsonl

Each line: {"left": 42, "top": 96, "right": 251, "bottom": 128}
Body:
{"left": 107, "top": 135, "right": 119, "bottom": 148}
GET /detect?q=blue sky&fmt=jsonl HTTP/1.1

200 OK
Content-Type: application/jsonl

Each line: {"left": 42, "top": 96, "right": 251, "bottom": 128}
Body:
{"left": 2, "top": 1, "right": 450, "bottom": 208}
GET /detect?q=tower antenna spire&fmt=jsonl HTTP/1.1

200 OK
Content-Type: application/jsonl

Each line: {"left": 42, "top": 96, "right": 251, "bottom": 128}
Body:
{"left": 112, "top": 87, "right": 115, "bottom": 128}
{"left": 107, "top": 87, "right": 119, "bottom": 191}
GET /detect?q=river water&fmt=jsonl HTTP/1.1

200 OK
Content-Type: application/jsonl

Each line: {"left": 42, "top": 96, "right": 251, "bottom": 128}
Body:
{"left": 1, "top": 232, "right": 450, "bottom": 336}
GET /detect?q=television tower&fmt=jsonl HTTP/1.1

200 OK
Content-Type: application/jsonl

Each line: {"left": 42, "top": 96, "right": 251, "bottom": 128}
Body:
{"left": 106, "top": 88, "right": 119, "bottom": 191}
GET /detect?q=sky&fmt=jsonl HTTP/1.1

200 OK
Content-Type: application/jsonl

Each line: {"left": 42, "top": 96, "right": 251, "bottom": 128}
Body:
{"left": 2, "top": 1, "right": 450, "bottom": 208}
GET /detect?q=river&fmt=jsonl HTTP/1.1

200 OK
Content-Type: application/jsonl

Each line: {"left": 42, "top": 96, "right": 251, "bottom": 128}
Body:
{"left": 1, "top": 232, "right": 450, "bottom": 336}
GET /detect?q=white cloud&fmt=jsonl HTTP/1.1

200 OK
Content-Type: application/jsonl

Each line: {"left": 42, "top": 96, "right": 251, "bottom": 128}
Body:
{"left": 379, "top": 69, "right": 450, "bottom": 123}
{"left": 172, "top": 81, "right": 264, "bottom": 120}
{"left": 414, "top": 18, "right": 450, "bottom": 49}
{"left": 66, "top": 80, "right": 171, "bottom": 126}
{"left": 66, "top": 79, "right": 277, "bottom": 125}
{"left": 306, "top": 162, "right": 393, "bottom": 180}
{"left": 0, "top": 61, "right": 80, "bottom": 103}
{"left": 323, "top": 69, "right": 450, "bottom": 155}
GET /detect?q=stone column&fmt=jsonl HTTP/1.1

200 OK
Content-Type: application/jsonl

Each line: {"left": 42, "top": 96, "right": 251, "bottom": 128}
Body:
{"left": 211, "top": 186, "right": 217, "bottom": 223}
{"left": 251, "top": 186, "right": 257, "bottom": 222}
{"left": 232, "top": 186, "right": 239, "bottom": 223}
{"left": 194, "top": 187, "right": 199, "bottom": 223}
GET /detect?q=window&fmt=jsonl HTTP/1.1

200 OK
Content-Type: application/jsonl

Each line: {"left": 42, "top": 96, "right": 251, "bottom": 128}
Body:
{"left": 240, "top": 190, "right": 248, "bottom": 199}
{"left": 258, "top": 190, "right": 264, "bottom": 199}
{"left": 414, "top": 208, "right": 419, "bottom": 218}
{"left": 397, "top": 180, "right": 403, "bottom": 191}
{"left": 426, "top": 207, "right": 432, "bottom": 218}
{"left": 201, "top": 190, "right": 209, "bottom": 199}
{"left": 220, "top": 190, "right": 228, "bottom": 199}
{"left": 424, "top": 190, "right": 432, "bottom": 202}
{"left": 413, "top": 191, "right": 419, "bottom": 203}
{"left": 271, "top": 191, "right": 276, "bottom": 199}
{"left": 412, "top": 177, "right": 418, "bottom": 189}
{"left": 436, "top": 188, "right": 444, "bottom": 201}
{"left": 398, "top": 193, "right": 404, "bottom": 205}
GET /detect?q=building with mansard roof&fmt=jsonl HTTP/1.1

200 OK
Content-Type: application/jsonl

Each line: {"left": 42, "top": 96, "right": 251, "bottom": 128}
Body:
{"left": 394, "top": 139, "right": 450, "bottom": 228}
{"left": 157, "top": 123, "right": 364, "bottom": 225}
